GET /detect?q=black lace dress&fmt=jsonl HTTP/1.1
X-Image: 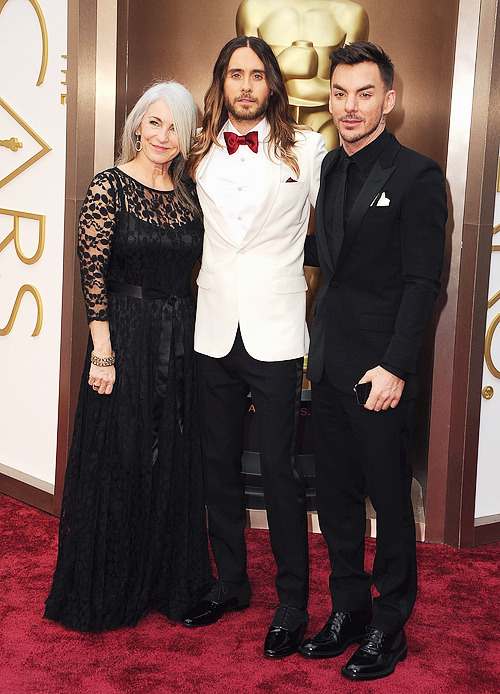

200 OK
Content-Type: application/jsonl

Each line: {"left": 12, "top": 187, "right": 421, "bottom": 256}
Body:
{"left": 44, "top": 168, "right": 213, "bottom": 631}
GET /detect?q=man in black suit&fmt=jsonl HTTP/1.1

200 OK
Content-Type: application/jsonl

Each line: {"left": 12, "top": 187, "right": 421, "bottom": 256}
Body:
{"left": 298, "top": 42, "right": 447, "bottom": 680}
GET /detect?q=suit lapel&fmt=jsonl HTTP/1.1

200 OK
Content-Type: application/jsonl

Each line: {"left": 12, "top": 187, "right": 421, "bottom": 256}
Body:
{"left": 197, "top": 140, "right": 239, "bottom": 247}
{"left": 315, "top": 150, "right": 341, "bottom": 275}
{"left": 338, "top": 159, "right": 396, "bottom": 262}
{"left": 318, "top": 134, "right": 402, "bottom": 271}
{"left": 338, "top": 135, "right": 401, "bottom": 267}
{"left": 240, "top": 147, "right": 281, "bottom": 247}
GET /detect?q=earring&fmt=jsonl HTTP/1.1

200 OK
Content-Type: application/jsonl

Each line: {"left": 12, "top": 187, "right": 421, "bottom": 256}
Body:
{"left": 135, "top": 133, "right": 142, "bottom": 152}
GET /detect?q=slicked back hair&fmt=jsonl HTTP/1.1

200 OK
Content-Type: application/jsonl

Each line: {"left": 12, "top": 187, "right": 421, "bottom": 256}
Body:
{"left": 329, "top": 41, "right": 394, "bottom": 90}
{"left": 188, "top": 36, "right": 301, "bottom": 178}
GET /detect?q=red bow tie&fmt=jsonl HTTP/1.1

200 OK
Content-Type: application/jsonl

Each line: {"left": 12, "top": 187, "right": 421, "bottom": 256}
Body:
{"left": 223, "top": 130, "right": 259, "bottom": 155}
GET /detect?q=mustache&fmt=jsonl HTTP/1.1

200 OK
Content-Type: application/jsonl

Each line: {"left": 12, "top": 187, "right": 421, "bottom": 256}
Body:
{"left": 340, "top": 116, "right": 364, "bottom": 122}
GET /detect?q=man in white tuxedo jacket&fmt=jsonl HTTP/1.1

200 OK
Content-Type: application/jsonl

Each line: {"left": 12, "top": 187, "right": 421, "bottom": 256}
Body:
{"left": 181, "top": 37, "right": 325, "bottom": 658}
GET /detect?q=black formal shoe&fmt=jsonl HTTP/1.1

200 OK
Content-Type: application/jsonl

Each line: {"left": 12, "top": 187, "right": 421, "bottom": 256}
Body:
{"left": 264, "top": 604, "right": 308, "bottom": 658}
{"left": 341, "top": 627, "right": 408, "bottom": 680}
{"left": 298, "top": 607, "right": 372, "bottom": 659}
{"left": 181, "top": 580, "right": 251, "bottom": 627}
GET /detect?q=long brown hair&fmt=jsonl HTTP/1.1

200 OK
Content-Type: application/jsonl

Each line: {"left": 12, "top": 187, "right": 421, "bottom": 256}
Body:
{"left": 188, "top": 36, "right": 301, "bottom": 178}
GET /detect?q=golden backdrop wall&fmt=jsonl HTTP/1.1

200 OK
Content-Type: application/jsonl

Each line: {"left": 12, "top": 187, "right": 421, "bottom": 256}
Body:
{"left": 116, "top": 0, "right": 459, "bottom": 171}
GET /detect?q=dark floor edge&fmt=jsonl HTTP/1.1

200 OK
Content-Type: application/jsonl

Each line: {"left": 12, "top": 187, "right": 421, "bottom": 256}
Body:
{"left": 474, "top": 521, "right": 500, "bottom": 546}
{"left": 0, "top": 475, "right": 54, "bottom": 515}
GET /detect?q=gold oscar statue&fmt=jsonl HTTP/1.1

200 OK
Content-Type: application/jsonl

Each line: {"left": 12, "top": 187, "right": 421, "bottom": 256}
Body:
{"left": 236, "top": 0, "right": 369, "bottom": 151}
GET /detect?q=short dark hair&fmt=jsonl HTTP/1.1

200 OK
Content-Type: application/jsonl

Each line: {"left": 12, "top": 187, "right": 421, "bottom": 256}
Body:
{"left": 329, "top": 41, "right": 394, "bottom": 90}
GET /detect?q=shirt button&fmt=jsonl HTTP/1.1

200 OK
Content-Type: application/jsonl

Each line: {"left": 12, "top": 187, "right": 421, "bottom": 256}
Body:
{"left": 237, "top": 216, "right": 242, "bottom": 220}
{"left": 240, "top": 157, "right": 245, "bottom": 162}
{"left": 237, "top": 186, "right": 242, "bottom": 191}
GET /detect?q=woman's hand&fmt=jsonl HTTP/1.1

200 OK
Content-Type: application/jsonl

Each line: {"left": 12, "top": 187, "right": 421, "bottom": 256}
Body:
{"left": 88, "top": 320, "right": 115, "bottom": 395}
{"left": 89, "top": 363, "right": 115, "bottom": 395}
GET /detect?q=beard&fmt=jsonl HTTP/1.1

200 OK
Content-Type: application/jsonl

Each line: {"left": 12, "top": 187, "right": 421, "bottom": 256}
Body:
{"left": 337, "top": 113, "right": 386, "bottom": 144}
{"left": 225, "top": 94, "right": 269, "bottom": 123}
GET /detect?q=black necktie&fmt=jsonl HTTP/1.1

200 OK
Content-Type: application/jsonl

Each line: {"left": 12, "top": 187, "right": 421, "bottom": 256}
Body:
{"left": 334, "top": 155, "right": 351, "bottom": 232}
{"left": 327, "top": 155, "right": 351, "bottom": 264}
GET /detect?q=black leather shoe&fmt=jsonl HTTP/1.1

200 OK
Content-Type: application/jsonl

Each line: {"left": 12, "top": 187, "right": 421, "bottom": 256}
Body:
{"left": 181, "top": 580, "right": 251, "bottom": 627}
{"left": 341, "top": 628, "right": 408, "bottom": 680}
{"left": 264, "top": 604, "right": 308, "bottom": 658}
{"left": 298, "top": 607, "right": 372, "bottom": 659}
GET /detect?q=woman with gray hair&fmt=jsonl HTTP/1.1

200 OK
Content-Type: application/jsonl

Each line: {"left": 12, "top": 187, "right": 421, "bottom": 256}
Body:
{"left": 44, "top": 81, "right": 213, "bottom": 631}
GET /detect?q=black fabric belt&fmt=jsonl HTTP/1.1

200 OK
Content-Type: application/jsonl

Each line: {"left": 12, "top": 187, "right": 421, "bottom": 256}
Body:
{"left": 107, "top": 281, "right": 189, "bottom": 300}
{"left": 107, "top": 279, "right": 188, "bottom": 453}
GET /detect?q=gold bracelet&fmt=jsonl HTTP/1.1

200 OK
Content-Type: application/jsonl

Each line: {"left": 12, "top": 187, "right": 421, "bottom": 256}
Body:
{"left": 90, "top": 351, "right": 115, "bottom": 367}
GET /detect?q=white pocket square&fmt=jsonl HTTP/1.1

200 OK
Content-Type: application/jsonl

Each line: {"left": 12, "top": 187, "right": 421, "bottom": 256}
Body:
{"left": 376, "top": 192, "right": 390, "bottom": 207}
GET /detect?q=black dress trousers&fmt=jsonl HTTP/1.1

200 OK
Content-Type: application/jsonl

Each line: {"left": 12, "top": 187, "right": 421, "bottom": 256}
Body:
{"left": 196, "top": 329, "right": 309, "bottom": 609}
{"left": 311, "top": 370, "right": 417, "bottom": 634}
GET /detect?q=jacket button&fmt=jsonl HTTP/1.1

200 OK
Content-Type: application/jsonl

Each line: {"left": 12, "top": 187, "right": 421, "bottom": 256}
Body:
{"left": 330, "top": 280, "right": 339, "bottom": 288}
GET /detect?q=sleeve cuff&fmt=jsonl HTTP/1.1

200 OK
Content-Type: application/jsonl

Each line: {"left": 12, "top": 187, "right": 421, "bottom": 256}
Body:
{"left": 380, "top": 363, "right": 408, "bottom": 381}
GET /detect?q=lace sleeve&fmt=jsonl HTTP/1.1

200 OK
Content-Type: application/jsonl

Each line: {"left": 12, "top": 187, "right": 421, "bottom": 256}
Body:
{"left": 77, "top": 171, "right": 119, "bottom": 322}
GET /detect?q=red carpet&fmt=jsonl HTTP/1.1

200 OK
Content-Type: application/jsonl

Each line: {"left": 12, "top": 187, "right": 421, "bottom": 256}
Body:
{"left": 1, "top": 492, "right": 499, "bottom": 693}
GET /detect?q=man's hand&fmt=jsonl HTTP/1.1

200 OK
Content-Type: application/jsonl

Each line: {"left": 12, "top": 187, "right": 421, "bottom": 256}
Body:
{"left": 357, "top": 366, "right": 404, "bottom": 411}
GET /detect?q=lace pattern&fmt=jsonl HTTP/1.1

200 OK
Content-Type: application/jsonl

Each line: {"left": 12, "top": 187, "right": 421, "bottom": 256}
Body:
{"left": 78, "top": 169, "right": 199, "bottom": 322}
{"left": 45, "top": 168, "right": 213, "bottom": 631}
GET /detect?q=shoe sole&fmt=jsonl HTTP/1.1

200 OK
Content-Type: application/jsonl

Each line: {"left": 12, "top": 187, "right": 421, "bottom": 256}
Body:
{"left": 181, "top": 602, "right": 250, "bottom": 628}
{"left": 264, "top": 647, "right": 300, "bottom": 659}
{"left": 341, "top": 644, "right": 408, "bottom": 680}
{"left": 298, "top": 634, "right": 365, "bottom": 659}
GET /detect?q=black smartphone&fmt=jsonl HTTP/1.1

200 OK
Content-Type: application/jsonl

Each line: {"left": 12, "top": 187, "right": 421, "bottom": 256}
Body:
{"left": 353, "top": 382, "right": 372, "bottom": 406}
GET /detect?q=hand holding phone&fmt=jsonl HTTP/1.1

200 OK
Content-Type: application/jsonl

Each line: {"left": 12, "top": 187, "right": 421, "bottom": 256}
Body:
{"left": 353, "top": 381, "right": 372, "bottom": 406}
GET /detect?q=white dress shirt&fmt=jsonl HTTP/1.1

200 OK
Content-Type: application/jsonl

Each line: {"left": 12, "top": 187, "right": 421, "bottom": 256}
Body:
{"left": 202, "top": 119, "right": 270, "bottom": 245}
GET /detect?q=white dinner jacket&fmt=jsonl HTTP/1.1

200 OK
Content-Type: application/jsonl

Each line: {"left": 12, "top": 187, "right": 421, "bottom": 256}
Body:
{"left": 194, "top": 126, "right": 326, "bottom": 361}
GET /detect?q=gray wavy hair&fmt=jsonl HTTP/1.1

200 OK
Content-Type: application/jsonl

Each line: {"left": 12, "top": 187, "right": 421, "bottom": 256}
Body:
{"left": 117, "top": 81, "right": 200, "bottom": 216}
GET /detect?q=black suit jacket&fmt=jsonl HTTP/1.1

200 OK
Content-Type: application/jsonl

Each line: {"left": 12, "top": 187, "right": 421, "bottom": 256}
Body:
{"left": 306, "top": 132, "right": 447, "bottom": 399}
